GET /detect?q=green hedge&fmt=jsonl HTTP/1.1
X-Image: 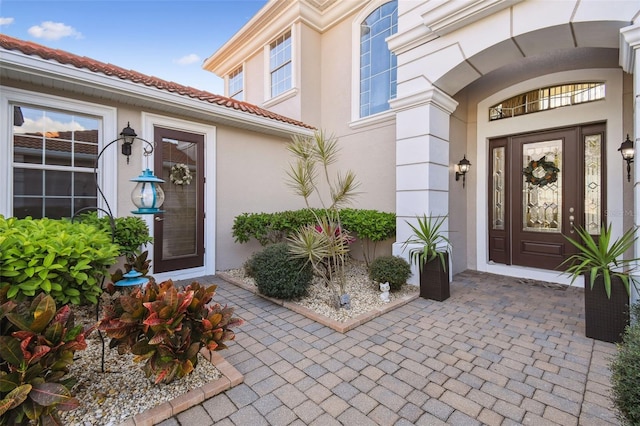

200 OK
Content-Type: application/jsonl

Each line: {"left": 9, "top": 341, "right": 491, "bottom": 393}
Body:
{"left": 232, "top": 208, "right": 395, "bottom": 245}
{"left": 232, "top": 208, "right": 396, "bottom": 266}
{"left": 0, "top": 216, "right": 120, "bottom": 305}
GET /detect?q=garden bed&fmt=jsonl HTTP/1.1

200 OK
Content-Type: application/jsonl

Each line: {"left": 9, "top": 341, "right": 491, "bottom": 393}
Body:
{"left": 59, "top": 304, "right": 242, "bottom": 425}
{"left": 219, "top": 260, "right": 419, "bottom": 332}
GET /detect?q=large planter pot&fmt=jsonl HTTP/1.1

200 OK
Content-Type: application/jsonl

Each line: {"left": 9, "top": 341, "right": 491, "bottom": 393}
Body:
{"left": 420, "top": 253, "right": 450, "bottom": 301}
{"left": 584, "top": 274, "right": 630, "bottom": 343}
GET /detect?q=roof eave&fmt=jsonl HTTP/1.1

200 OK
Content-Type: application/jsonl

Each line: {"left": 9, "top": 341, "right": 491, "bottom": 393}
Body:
{"left": 0, "top": 49, "right": 314, "bottom": 138}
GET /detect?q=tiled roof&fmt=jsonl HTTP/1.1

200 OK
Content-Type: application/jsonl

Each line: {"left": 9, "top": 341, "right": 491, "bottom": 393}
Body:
{"left": 0, "top": 34, "right": 314, "bottom": 129}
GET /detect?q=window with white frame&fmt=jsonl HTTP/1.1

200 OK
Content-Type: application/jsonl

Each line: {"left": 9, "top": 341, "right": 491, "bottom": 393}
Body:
{"left": 228, "top": 67, "right": 243, "bottom": 101}
{"left": 359, "top": 1, "right": 398, "bottom": 118}
{"left": 12, "top": 104, "right": 100, "bottom": 219}
{"left": 270, "top": 31, "right": 292, "bottom": 98}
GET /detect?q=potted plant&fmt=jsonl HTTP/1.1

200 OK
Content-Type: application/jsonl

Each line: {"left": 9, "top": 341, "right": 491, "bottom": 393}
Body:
{"left": 402, "top": 214, "right": 451, "bottom": 301}
{"left": 561, "top": 223, "right": 639, "bottom": 343}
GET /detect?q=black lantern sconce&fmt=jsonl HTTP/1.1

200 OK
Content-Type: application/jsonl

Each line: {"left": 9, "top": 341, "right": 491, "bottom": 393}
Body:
{"left": 455, "top": 155, "right": 471, "bottom": 188}
{"left": 119, "top": 122, "right": 137, "bottom": 164}
{"left": 618, "top": 134, "right": 635, "bottom": 182}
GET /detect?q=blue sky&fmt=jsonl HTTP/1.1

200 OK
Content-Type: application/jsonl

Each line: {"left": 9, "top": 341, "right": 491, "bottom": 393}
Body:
{"left": 0, "top": 0, "right": 268, "bottom": 95}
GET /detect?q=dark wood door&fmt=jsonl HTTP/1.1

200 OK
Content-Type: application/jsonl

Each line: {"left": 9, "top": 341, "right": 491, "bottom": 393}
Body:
{"left": 153, "top": 127, "right": 205, "bottom": 273}
{"left": 489, "top": 124, "right": 606, "bottom": 270}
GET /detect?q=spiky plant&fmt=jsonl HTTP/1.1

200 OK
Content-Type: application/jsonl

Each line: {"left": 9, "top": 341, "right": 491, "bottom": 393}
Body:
{"left": 561, "top": 223, "right": 639, "bottom": 297}
{"left": 285, "top": 131, "right": 360, "bottom": 308}
{"left": 402, "top": 214, "right": 451, "bottom": 271}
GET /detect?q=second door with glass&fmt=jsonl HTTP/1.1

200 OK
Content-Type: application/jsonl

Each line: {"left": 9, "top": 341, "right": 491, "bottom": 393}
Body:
{"left": 488, "top": 123, "right": 605, "bottom": 270}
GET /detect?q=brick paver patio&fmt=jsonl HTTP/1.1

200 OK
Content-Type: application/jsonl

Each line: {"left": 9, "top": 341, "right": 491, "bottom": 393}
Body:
{"left": 158, "top": 270, "right": 620, "bottom": 425}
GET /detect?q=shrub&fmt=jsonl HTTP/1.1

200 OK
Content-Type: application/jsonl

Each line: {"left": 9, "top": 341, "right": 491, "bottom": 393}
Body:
{"left": 368, "top": 255, "right": 412, "bottom": 292}
{"left": 610, "top": 303, "right": 640, "bottom": 424}
{"left": 0, "top": 290, "right": 96, "bottom": 425}
{"left": 99, "top": 279, "right": 243, "bottom": 384}
{"left": 340, "top": 208, "right": 396, "bottom": 267}
{"left": 77, "top": 211, "right": 153, "bottom": 256}
{"left": 0, "top": 216, "right": 120, "bottom": 305}
{"left": 232, "top": 209, "right": 320, "bottom": 245}
{"left": 232, "top": 208, "right": 395, "bottom": 252}
{"left": 250, "top": 243, "right": 313, "bottom": 300}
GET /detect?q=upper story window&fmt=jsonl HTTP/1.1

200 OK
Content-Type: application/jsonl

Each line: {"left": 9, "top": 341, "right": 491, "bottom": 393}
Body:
{"left": 270, "top": 31, "right": 292, "bottom": 98}
{"left": 359, "top": 1, "right": 398, "bottom": 118}
{"left": 12, "top": 104, "right": 99, "bottom": 219}
{"left": 228, "top": 67, "right": 243, "bottom": 101}
{"left": 489, "top": 82, "right": 605, "bottom": 121}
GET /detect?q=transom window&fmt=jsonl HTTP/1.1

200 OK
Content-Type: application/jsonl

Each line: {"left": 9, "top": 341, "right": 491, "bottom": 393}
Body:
{"left": 12, "top": 105, "right": 99, "bottom": 219}
{"left": 359, "top": 1, "right": 398, "bottom": 118}
{"left": 270, "top": 31, "right": 292, "bottom": 98}
{"left": 489, "top": 82, "right": 605, "bottom": 121}
{"left": 229, "top": 67, "right": 243, "bottom": 101}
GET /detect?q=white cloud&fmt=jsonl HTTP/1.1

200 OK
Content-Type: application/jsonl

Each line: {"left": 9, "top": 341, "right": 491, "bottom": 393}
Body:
{"left": 0, "top": 17, "right": 15, "bottom": 26}
{"left": 16, "top": 116, "right": 86, "bottom": 134}
{"left": 28, "top": 21, "right": 82, "bottom": 41}
{"left": 174, "top": 53, "right": 201, "bottom": 66}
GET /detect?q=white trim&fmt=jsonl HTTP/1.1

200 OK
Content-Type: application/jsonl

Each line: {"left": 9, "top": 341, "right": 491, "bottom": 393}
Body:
{"left": 349, "top": 109, "right": 396, "bottom": 129}
{"left": 474, "top": 69, "right": 625, "bottom": 285}
{"left": 351, "top": 1, "right": 399, "bottom": 123}
{"left": 0, "top": 86, "right": 117, "bottom": 217}
{"left": 264, "top": 26, "right": 296, "bottom": 103}
{"left": 263, "top": 87, "right": 299, "bottom": 108}
{"left": 141, "top": 112, "right": 216, "bottom": 281}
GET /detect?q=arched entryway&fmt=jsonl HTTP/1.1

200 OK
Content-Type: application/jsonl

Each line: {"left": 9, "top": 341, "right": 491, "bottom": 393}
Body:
{"left": 390, "top": 1, "right": 638, "bottom": 286}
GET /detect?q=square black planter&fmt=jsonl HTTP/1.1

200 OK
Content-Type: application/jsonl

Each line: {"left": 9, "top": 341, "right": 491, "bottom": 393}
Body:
{"left": 584, "top": 274, "right": 630, "bottom": 343}
{"left": 420, "top": 253, "right": 450, "bottom": 301}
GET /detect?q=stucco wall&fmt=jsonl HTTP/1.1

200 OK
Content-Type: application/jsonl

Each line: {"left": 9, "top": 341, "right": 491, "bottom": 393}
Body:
{"left": 449, "top": 92, "right": 469, "bottom": 275}
{"left": 214, "top": 126, "right": 305, "bottom": 269}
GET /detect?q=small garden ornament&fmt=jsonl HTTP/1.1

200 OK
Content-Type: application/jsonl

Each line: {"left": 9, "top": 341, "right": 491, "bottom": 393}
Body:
{"left": 379, "top": 282, "right": 390, "bottom": 303}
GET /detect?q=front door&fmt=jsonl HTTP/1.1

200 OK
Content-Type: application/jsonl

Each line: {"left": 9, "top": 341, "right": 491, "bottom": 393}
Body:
{"left": 153, "top": 127, "right": 205, "bottom": 273}
{"left": 488, "top": 123, "right": 605, "bottom": 270}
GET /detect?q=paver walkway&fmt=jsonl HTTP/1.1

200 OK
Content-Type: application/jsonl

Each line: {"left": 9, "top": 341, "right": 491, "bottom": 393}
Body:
{"left": 161, "top": 270, "right": 620, "bottom": 425}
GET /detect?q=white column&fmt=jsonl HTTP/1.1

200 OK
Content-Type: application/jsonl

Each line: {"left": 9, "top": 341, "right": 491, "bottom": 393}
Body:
{"left": 620, "top": 24, "right": 640, "bottom": 306}
{"left": 390, "top": 87, "right": 458, "bottom": 285}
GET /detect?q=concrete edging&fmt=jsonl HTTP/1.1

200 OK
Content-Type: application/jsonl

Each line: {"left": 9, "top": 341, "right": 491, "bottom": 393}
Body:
{"left": 217, "top": 272, "right": 420, "bottom": 333}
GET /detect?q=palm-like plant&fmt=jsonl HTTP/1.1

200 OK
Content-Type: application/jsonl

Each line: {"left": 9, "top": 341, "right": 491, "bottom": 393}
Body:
{"left": 285, "top": 131, "right": 360, "bottom": 307}
{"left": 402, "top": 214, "right": 451, "bottom": 271}
{"left": 561, "top": 223, "right": 639, "bottom": 298}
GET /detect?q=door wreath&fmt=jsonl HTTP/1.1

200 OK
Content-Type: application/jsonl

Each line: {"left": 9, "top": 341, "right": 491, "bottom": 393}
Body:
{"left": 169, "top": 163, "right": 193, "bottom": 186}
{"left": 522, "top": 156, "right": 559, "bottom": 187}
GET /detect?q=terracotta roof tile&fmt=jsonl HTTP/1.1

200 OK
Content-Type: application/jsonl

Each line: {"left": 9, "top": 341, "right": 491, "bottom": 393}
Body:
{"left": 0, "top": 34, "right": 314, "bottom": 130}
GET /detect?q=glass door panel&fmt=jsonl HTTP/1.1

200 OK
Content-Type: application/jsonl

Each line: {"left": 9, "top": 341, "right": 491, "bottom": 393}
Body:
{"left": 522, "top": 140, "right": 562, "bottom": 233}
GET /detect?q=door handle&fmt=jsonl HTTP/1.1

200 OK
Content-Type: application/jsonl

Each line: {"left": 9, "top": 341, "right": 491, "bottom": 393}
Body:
{"left": 569, "top": 214, "right": 575, "bottom": 233}
{"left": 155, "top": 217, "right": 164, "bottom": 222}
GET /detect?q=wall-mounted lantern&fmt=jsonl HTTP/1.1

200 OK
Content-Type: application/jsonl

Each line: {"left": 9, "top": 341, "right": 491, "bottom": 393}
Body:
{"left": 455, "top": 155, "right": 471, "bottom": 188}
{"left": 618, "top": 134, "right": 634, "bottom": 182}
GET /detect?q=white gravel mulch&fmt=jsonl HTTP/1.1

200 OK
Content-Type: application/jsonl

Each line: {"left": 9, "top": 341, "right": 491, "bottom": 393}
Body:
{"left": 59, "top": 302, "right": 222, "bottom": 426}
{"left": 223, "top": 259, "right": 419, "bottom": 323}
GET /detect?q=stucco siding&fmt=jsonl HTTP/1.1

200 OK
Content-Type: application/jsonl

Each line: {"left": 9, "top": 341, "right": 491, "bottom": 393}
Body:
{"left": 214, "top": 126, "right": 305, "bottom": 269}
